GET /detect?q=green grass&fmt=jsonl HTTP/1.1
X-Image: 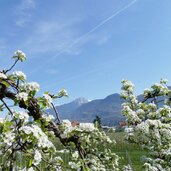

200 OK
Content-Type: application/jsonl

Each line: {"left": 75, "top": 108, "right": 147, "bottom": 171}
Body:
{"left": 108, "top": 131, "right": 148, "bottom": 171}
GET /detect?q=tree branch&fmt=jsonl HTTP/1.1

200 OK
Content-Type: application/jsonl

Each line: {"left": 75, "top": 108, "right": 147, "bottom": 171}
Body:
{"left": 51, "top": 102, "right": 61, "bottom": 124}
{"left": 4, "top": 59, "right": 19, "bottom": 74}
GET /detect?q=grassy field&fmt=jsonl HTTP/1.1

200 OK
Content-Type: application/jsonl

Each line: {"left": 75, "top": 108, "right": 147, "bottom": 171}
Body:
{"left": 108, "top": 131, "right": 148, "bottom": 171}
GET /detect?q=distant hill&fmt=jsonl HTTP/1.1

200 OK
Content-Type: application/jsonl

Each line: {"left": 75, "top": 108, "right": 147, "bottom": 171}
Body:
{"left": 48, "top": 94, "right": 125, "bottom": 126}
{"left": 53, "top": 97, "right": 89, "bottom": 119}
{"left": 48, "top": 87, "right": 171, "bottom": 126}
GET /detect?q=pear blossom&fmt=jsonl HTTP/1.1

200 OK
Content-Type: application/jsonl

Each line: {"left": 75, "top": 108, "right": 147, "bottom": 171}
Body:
{"left": 148, "top": 103, "right": 157, "bottom": 109}
{"left": 79, "top": 123, "right": 96, "bottom": 131}
{"left": 38, "top": 135, "right": 54, "bottom": 148}
{"left": 19, "top": 125, "right": 32, "bottom": 135}
{"left": 3, "top": 132, "right": 15, "bottom": 146}
{"left": 13, "top": 50, "right": 26, "bottom": 61}
{"left": 28, "top": 168, "right": 34, "bottom": 171}
{"left": 20, "top": 167, "right": 34, "bottom": 171}
{"left": 43, "top": 93, "right": 52, "bottom": 106}
{"left": 42, "top": 114, "right": 54, "bottom": 122}
{"left": 0, "top": 72, "right": 7, "bottom": 79}
{"left": 121, "top": 79, "right": 134, "bottom": 93}
{"left": 143, "top": 88, "right": 151, "bottom": 98}
{"left": 16, "top": 92, "right": 28, "bottom": 101}
{"left": 12, "top": 71, "right": 26, "bottom": 81}
{"left": 123, "top": 164, "right": 133, "bottom": 171}
{"left": 72, "top": 151, "right": 79, "bottom": 159}
{"left": 62, "top": 119, "right": 73, "bottom": 135}
{"left": 12, "top": 111, "right": 29, "bottom": 122}
{"left": 26, "top": 82, "right": 40, "bottom": 92}
{"left": 58, "top": 89, "right": 68, "bottom": 97}
{"left": 68, "top": 161, "right": 79, "bottom": 169}
{"left": 19, "top": 124, "right": 54, "bottom": 149}
{"left": 62, "top": 119, "right": 72, "bottom": 126}
{"left": 160, "top": 78, "right": 168, "bottom": 84}
{"left": 33, "top": 150, "right": 42, "bottom": 165}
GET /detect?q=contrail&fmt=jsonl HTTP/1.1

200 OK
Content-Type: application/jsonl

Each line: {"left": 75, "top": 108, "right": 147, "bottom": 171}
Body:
{"left": 31, "top": 0, "right": 137, "bottom": 74}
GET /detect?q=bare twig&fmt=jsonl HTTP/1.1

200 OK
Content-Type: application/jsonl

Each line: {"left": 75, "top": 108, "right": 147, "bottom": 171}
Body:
{"left": 51, "top": 102, "right": 61, "bottom": 124}
{"left": 0, "top": 98, "right": 13, "bottom": 115}
{"left": 4, "top": 59, "right": 19, "bottom": 73}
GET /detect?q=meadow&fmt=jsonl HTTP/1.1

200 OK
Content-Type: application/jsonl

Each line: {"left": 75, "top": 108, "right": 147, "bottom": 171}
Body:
{"left": 108, "top": 131, "right": 148, "bottom": 171}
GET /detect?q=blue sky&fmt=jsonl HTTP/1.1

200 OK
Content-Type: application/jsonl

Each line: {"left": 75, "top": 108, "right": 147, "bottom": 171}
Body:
{"left": 1, "top": 0, "right": 171, "bottom": 105}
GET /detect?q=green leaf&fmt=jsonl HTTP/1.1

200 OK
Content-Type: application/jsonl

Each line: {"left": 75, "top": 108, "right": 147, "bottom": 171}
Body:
{"left": 28, "top": 159, "right": 33, "bottom": 167}
{"left": 1, "top": 81, "right": 10, "bottom": 88}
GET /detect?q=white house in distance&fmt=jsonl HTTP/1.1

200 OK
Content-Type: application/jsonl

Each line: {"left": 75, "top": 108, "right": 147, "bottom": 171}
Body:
{"left": 101, "top": 125, "right": 116, "bottom": 132}
{"left": 124, "top": 127, "right": 134, "bottom": 133}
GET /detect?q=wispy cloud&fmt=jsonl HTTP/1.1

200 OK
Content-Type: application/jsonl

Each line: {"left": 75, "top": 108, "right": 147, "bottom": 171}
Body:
{"left": 46, "top": 68, "right": 58, "bottom": 75}
{"left": 29, "top": 0, "right": 137, "bottom": 74}
{"left": 15, "top": 0, "right": 36, "bottom": 27}
{"left": 22, "top": 18, "right": 81, "bottom": 55}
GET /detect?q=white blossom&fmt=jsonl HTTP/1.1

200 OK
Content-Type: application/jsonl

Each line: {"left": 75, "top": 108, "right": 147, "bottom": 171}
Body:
{"left": 72, "top": 151, "right": 79, "bottom": 159}
{"left": 0, "top": 72, "right": 7, "bottom": 79}
{"left": 3, "top": 132, "right": 15, "bottom": 146}
{"left": 26, "top": 82, "right": 40, "bottom": 92}
{"left": 12, "top": 71, "right": 26, "bottom": 81}
{"left": 19, "top": 124, "right": 54, "bottom": 149}
{"left": 14, "top": 50, "right": 26, "bottom": 61}
{"left": 62, "top": 120, "right": 73, "bottom": 135}
{"left": 79, "top": 123, "right": 96, "bottom": 131}
{"left": 136, "top": 109, "right": 145, "bottom": 115}
{"left": 136, "top": 122, "right": 149, "bottom": 134}
{"left": 38, "top": 135, "right": 54, "bottom": 148}
{"left": 123, "top": 164, "right": 133, "bottom": 171}
{"left": 68, "top": 161, "right": 79, "bottom": 169}
{"left": 58, "top": 89, "right": 68, "bottom": 97}
{"left": 160, "top": 78, "right": 168, "bottom": 84}
{"left": 143, "top": 88, "right": 151, "bottom": 97}
{"left": 16, "top": 92, "right": 28, "bottom": 101}
{"left": 12, "top": 111, "right": 29, "bottom": 122}
{"left": 42, "top": 114, "right": 54, "bottom": 122}
{"left": 19, "top": 125, "right": 32, "bottom": 135}
{"left": 20, "top": 167, "right": 34, "bottom": 171}
{"left": 28, "top": 168, "right": 34, "bottom": 171}
{"left": 43, "top": 94, "right": 52, "bottom": 106}
{"left": 33, "top": 150, "right": 42, "bottom": 165}
{"left": 121, "top": 79, "right": 134, "bottom": 93}
{"left": 148, "top": 103, "right": 157, "bottom": 109}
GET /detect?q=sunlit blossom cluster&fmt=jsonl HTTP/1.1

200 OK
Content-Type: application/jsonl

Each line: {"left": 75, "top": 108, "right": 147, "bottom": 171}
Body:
{"left": 12, "top": 71, "right": 26, "bottom": 81}
{"left": 0, "top": 72, "right": 7, "bottom": 79}
{"left": 121, "top": 79, "right": 171, "bottom": 170}
{"left": 13, "top": 50, "right": 26, "bottom": 62}
{"left": 16, "top": 92, "right": 28, "bottom": 101}
{"left": 22, "top": 82, "right": 40, "bottom": 92}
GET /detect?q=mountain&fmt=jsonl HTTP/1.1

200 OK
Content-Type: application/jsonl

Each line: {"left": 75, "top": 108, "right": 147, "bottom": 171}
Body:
{"left": 48, "top": 94, "right": 125, "bottom": 126}
{"left": 50, "top": 97, "right": 89, "bottom": 120}
{"left": 48, "top": 86, "right": 171, "bottom": 126}
{"left": 72, "top": 94, "right": 125, "bottom": 126}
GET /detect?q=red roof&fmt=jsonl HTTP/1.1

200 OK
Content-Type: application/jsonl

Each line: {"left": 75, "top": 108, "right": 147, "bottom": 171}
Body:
{"left": 71, "top": 121, "right": 79, "bottom": 127}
